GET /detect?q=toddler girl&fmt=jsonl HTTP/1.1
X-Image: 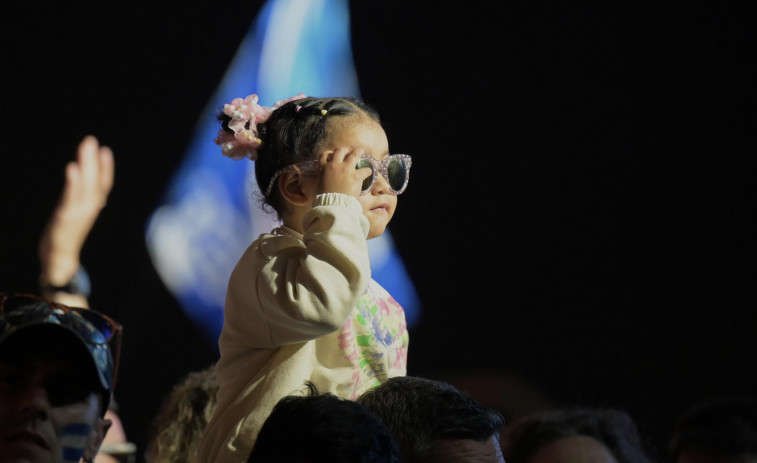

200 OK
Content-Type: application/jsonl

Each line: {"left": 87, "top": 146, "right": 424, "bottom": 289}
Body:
{"left": 196, "top": 93, "right": 411, "bottom": 463}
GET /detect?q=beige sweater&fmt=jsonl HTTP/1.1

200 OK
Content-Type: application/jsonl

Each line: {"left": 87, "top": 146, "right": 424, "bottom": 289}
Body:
{"left": 197, "top": 193, "right": 409, "bottom": 463}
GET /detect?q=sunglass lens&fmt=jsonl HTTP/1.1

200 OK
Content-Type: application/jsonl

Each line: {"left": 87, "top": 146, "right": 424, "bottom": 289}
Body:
{"left": 387, "top": 157, "right": 408, "bottom": 192}
{"left": 75, "top": 309, "right": 114, "bottom": 343}
{"left": 356, "top": 158, "right": 374, "bottom": 192}
{"left": 46, "top": 308, "right": 105, "bottom": 344}
{"left": 3, "top": 297, "right": 49, "bottom": 325}
{"left": 1, "top": 294, "right": 115, "bottom": 347}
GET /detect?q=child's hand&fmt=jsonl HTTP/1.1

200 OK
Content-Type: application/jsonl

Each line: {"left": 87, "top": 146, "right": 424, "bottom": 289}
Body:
{"left": 317, "top": 147, "right": 372, "bottom": 197}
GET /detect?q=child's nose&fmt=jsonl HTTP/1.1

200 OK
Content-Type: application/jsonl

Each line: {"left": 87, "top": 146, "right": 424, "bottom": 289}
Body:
{"left": 372, "top": 171, "right": 392, "bottom": 195}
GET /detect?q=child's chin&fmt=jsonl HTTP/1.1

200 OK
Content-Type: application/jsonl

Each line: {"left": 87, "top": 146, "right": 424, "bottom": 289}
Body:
{"left": 366, "top": 223, "right": 388, "bottom": 240}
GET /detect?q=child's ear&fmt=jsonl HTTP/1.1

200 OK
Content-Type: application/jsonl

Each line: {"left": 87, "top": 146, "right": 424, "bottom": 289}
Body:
{"left": 279, "top": 172, "right": 311, "bottom": 206}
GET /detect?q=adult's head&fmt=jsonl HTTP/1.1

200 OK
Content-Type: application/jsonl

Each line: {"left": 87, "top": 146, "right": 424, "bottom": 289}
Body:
{"left": 669, "top": 395, "right": 757, "bottom": 463}
{"left": 500, "top": 407, "right": 657, "bottom": 463}
{"left": 146, "top": 365, "right": 218, "bottom": 463}
{"left": 0, "top": 292, "right": 121, "bottom": 463}
{"left": 356, "top": 376, "right": 506, "bottom": 463}
{"left": 248, "top": 383, "right": 399, "bottom": 463}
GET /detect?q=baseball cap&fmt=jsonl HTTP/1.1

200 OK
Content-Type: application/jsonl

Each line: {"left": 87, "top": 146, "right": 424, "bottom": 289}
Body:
{"left": 0, "top": 292, "right": 122, "bottom": 413}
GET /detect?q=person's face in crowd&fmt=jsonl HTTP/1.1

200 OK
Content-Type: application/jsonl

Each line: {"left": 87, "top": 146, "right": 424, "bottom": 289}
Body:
{"left": 427, "top": 434, "right": 506, "bottom": 463}
{"left": 527, "top": 436, "right": 619, "bottom": 463}
{"left": 0, "top": 349, "right": 107, "bottom": 463}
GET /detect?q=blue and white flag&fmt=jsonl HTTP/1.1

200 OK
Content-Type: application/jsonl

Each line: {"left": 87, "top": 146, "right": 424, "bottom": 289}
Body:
{"left": 146, "top": 0, "right": 420, "bottom": 347}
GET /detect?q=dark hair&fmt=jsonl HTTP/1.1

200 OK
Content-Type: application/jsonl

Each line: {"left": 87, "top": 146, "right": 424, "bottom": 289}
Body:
{"left": 356, "top": 376, "right": 505, "bottom": 463}
{"left": 669, "top": 395, "right": 757, "bottom": 461}
{"left": 146, "top": 365, "right": 218, "bottom": 463}
{"left": 500, "top": 407, "right": 657, "bottom": 463}
{"left": 248, "top": 383, "right": 400, "bottom": 463}
{"left": 218, "top": 96, "right": 381, "bottom": 220}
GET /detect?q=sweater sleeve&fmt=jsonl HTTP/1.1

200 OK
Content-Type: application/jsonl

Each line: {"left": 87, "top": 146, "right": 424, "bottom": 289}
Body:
{"left": 223, "top": 193, "right": 371, "bottom": 347}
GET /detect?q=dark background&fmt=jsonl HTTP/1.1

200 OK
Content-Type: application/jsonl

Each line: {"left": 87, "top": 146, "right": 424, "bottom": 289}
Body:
{"left": 1, "top": 2, "right": 755, "bottom": 460}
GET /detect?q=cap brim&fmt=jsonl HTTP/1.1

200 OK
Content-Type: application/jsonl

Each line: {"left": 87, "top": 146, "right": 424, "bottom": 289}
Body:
{"left": 0, "top": 321, "right": 113, "bottom": 411}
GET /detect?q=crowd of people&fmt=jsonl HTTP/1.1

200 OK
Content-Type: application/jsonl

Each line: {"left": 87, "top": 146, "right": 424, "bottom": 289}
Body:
{"left": 3, "top": 94, "right": 755, "bottom": 463}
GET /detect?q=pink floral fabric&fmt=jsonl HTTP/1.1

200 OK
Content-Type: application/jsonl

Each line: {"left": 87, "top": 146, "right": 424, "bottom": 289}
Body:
{"left": 338, "top": 279, "right": 409, "bottom": 399}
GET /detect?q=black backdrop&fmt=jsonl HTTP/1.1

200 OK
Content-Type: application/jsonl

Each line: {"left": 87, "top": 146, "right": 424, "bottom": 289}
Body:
{"left": 1, "top": 2, "right": 755, "bottom": 460}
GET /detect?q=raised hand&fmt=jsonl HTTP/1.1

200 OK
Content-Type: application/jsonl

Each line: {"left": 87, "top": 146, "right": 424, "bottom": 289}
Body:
{"left": 317, "top": 147, "right": 372, "bottom": 197}
{"left": 38, "top": 135, "right": 114, "bottom": 306}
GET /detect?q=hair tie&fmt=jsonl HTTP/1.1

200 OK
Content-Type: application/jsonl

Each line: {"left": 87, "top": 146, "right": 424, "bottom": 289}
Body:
{"left": 214, "top": 92, "right": 307, "bottom": 161}
{"left": 321, "top": 109, "right": 328, "bottom": 116}
{"left": 295, "top": 105, "right": 302, "bottom": 113}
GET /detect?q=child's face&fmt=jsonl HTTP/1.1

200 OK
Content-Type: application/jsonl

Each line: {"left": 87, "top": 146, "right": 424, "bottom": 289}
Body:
{"left": 326, "top": 118, "right": 396, "bottom": 239}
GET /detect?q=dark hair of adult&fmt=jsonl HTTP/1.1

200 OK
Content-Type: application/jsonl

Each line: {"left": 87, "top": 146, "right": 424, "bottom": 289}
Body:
{"left": 356, "top": 376, "right": 505, "bottom": 463}
{"left": 218, "top": 96, "right": 381, "bottom": 220}
{"left": 146, "top": 365, "right": 218, "bottom": 463}
{"left": 500, "top": 407, "right": 657, "bottom": 463}
{"left": 247, "top": 383, "right": 400, "bottom": 463}
{"left": 669, "top": 395, "right": 757, "bottom": 461}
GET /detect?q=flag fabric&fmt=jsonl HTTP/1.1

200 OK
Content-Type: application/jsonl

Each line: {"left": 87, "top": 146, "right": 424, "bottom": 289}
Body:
{"left": 145, "top": 0, "right": 420, "bottom": 347}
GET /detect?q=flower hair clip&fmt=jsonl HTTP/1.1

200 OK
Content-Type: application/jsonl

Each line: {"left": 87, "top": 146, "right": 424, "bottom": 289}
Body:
{"left": 215, "top": 92, "right": 306, "bottom": 161}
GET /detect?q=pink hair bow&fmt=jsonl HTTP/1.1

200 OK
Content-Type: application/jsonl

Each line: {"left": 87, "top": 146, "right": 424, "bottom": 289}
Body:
{"left": 215, "top": 92, "right": 307, "bottom": 161}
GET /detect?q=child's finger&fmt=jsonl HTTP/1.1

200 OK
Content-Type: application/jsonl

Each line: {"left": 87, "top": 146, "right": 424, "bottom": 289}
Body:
{"left": 356, "top": 166, "right": 372, "bottom": 181}
{"left": 343, "top": 149, "right": 371, "bottom": 180}
{"left": 327, "top": 146, "right": 352, "bottom": 165}
{"left": 318, "top": 150, "right": 334, "bottom": 165}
